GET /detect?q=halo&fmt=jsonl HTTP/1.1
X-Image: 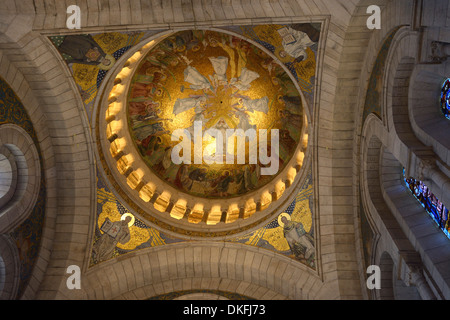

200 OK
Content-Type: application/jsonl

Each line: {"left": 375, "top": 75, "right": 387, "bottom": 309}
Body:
{"left": 121, "top": 213, "right": 135, "bottom": 227}
{"left": 274, "top": 47, "right": 293, "bottom": 64}
{"left": 97, "top": 54, "right": 116, "bottom": 71}
{"left": 277, "top": 212, "right": 291, "bottom": 228}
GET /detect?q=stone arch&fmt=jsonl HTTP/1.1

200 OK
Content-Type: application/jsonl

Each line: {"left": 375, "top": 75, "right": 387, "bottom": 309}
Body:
{"left": 378, "top": 251, "right": 395, "bottom": 300}
{"left": 380, "top": 145, "right": 449, "bottom": 299}
{"left": 0, "top": 124, "right": 41, "bottom": 234}
{"left": 377, "top": 248, "right": 422, "bottom": 301}
{"left": 410, "top": 61, "right": 450, "bottom": 166}
{"left": 0, "top": 28, "right": 95, "bottom": 299}
{"left": 337, "top": 0, "right": 414, "bottom": 299}
{"left": 80, "top": 243, "right": 328, "bottom": 300}
{"left": 368, "top": 26, "right": 450, "bottom": 211}
{"left": 352, "top": 12, "right": 450, "bottom": 297}
{"left": 359, "top": 114, "right": 445, "bottom": 299}
{"left": 172, "top": 292, "right": 230, "bottom": 300}
{"left": 378, "top": 29, "right": 450, "bottom": 212}
{"left": 0, "top": 234, "right": 20, "bottom": 300}
{"left": 0, "top": 54, "right": 56, "bottom": 300}
{"left": 387, "top": 55, "right": 417, "bottom": 145}
{"left": 360, "top": 115, "right": 424, "bottom": 299}
{"left": 353, "top": 27, "right": 420, "bottom": 257}
{"left": 0, "top": 145, "right": 17, "bottom": 209}
{"left": 383, "top": 30, "right": 422, "bottom": 149}
{"left": 119, "top": 280, "right": 286, "bottom": 300}
{"left": 22, "top": 1, "right": 359, "bottom": 32}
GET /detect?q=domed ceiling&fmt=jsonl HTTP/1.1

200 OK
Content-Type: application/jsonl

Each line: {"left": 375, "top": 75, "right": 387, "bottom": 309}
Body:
{"left": 97, "top": 27, "right": 312, "bottom": 234}
{"left": 47, "top": 23, "right": 319, "bottom": 265}
{"left": 126, "top": 30, "right": 304, "bottom": 199}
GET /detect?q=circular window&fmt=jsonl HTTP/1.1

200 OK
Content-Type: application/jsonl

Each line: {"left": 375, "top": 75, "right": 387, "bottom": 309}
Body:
{"left": 440, "top": 78, "right": 450, "bottom": 120}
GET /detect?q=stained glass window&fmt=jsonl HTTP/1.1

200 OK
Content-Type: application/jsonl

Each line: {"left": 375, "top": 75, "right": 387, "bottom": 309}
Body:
{"left": 403, "top": 169, "right": 450, "bottom": 239}
{"left": 440, "top": 78, "right": 450, "bottom": 120}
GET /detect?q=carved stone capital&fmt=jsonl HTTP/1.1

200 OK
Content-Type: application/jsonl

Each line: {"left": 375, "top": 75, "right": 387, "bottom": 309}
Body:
{"left": 405, "top": 264, "right": 436, "bottom": 300}
{"left": 416, "top": 158, "right": 436, "bottom": 181}
{"left": 429, "top": 41, "right": 450, "bottom": 63}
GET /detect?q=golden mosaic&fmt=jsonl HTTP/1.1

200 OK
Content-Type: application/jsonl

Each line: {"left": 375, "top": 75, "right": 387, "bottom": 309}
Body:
{"left": 126, "top": 30, "right": 305, "bottom": 199}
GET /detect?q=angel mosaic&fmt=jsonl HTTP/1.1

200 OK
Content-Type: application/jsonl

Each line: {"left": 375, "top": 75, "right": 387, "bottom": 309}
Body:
{"left": 50, "top": 31, "right": 146, "bottom": 108}
{"left": 222, "top": 23, "right": 320, "bottom": 107}
{"left": 91, "top": 179, "right": 183, "bottom": 265}
{"left": 91, "top": 213, "right": 133, "bottom": 263}
{"left": 230, "top": 170, "right": 316, "bottom": 269}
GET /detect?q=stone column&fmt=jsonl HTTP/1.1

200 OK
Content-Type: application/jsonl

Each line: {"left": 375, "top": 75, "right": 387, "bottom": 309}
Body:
{"left": 399, "top": 251, "right": 436, "bottom": 300}
{"left": 430, "top": 41, "right": 450, "bottom": 63}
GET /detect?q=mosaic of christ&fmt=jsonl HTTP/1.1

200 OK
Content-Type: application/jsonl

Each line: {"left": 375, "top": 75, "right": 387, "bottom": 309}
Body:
{"left": 127, "top": 29, "right": 305, "bottom": 199}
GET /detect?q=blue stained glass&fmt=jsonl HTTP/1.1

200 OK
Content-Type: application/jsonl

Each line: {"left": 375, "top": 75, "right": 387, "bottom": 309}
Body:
{"left": 440, "top": 78, "right": 450, "bottom": 120}
{"left": 403, "top": 169, "right": 450, "bottom": 239}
